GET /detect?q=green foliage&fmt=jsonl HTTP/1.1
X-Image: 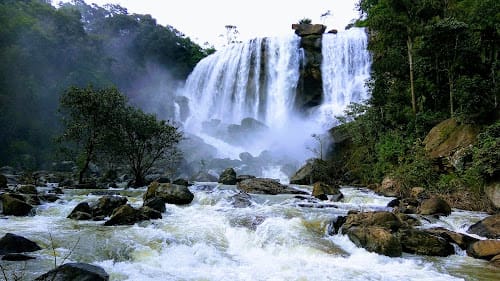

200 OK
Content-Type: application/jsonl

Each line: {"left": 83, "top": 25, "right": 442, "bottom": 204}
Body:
{"left": 0, "top": 0, "right": 210, "bottom": 169}
{"left": 58, "top": 86, "right": 183, "bottom": 186}
{"left": 469, "top": 121, "right": 500, "bottom": 180}
{"left": 298, "top": 18, "right": 312, "bottom": 24}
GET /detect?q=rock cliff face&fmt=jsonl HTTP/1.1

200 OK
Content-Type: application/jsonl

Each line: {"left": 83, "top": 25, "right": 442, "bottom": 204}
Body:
{"left": 292, "top": 24, "right": 326, "bottom": 113}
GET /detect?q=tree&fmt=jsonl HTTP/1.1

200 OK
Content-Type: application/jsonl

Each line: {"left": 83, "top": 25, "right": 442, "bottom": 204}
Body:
{"left": 58, "top": 86, "right": 127, "bottom": 183}
{"left": 117, "top": 107, "right": 183, "bottom": 187}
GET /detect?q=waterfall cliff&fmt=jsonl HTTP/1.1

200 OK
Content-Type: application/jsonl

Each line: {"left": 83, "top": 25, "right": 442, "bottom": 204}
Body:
{"left": 176, "top": 28, "right": 371, "bottom": 175}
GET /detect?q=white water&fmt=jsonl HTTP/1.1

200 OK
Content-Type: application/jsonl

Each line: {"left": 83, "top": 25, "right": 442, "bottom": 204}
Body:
{"left": 176, "top": 28, "right": 371, "bottom": 167}
{"left": 0, "top": 186, "right": 496, "bottom": 281}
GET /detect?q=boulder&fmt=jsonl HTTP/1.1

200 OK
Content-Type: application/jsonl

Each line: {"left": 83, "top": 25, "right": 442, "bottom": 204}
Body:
{"left": 291, "top": 23, "right": 326, "bottom": 36}
{"left": 341, "top": 211, "right": 402, "bottom": 234}
{"left": 143, "top": 182, "right": 194, "bottom": 205}
{"left": 327, "top": 216, "right": 347, "bottom": 235}
{"left": 34, "top": 263, "right": 109, "bottom": 281}
{"left": 67, "top": 202, "right": 92, "bottom": 220}
{"left": 143, "top": 197, "right": 166, "bottom": 213}
{"left": 15, "top": 184, "right": 38, "bottom": 195}
{"left": 92, "top": 195, "right": 128, "bottom": 217}
{"left": 378, "top": 177, "right": 401, "bottom": 197}
{"left": 346, "top": 226, "right": 402, "bottom": 257}
{"left": 426, "top": 227, "right": 479, "bottom": 250}
{"left": 423, "top": 118, "right": 479, "bottom": 170}
{"left": 104, "top": 205, "right": 161, "bottom": 226}
{"left": 290, "top": 159, "right": 329, "bottom": 185}
{"left": 312, "top": 182, "right": 343, "bottom": 201}
{"left": 172, "top": 178, "right": 189, "bottom": 186}
{"left": 0, "top": 193, "right": 33, "bottom": 216}
{"left": 229, "top": 192, "right": 253, "bottom": 208}
{"left": 485, "top": 181, "right": 500, "bottom": 209}
{"left": 1, "top": 253, "right": 36, "bottom": 261}
{"left": 0, "top": 233, "right": 41, "bottom": 255}
{"left": 467, "top": 214, "right": 500, "bottom": 239}
{"left": 237, "top": 178, "right": 300, "bottom": 195}
{"left": 235, "top": 175, "right": 256, "bottom": 183}
{"left": 490, "top": 254, "right": 500, "bottom": 267}
{"left": 467, "top": 240, "right": 500, "bottom": 260}
{"left": 397, "top": 229, "right": 455, "bottom": 256}
{"left": 418, "top": 197, "right": 451, "bottom": 216}
{"left": 218, "top": 168, "right": 237, "bottom": 185}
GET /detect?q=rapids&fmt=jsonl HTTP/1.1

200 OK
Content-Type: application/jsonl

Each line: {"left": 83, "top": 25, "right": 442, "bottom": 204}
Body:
{"left": 0, "top": 183, "right": 497, "bottom": 281}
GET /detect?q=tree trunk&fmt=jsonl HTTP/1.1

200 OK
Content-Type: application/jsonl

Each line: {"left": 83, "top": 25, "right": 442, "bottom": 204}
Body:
{"left": 79, "top": 156, "right": 91, "bottom": 184}
{"left": 133, "top": 169, "right": 146, "bottom": 187}
{"left": 407, "top": 36, "right": 417, "bottom": 116}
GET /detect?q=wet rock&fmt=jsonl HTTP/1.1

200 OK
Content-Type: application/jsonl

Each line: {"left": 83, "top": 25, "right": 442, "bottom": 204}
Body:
{"left": 467, "top": 240, "right": 500, "bottom": 260}
{"left": 67, "top": 202, "right": 92, "bottom": 220}
{"left": 218, "top": 168, "right": 237, "bottom": 185}
{"left": 144, "top": 182, "right": 194, "bottom": 205}
{"left": 426, "top": 227, "right": 479, "bottom": 250}
{"left": 92, "top": 195, "right": 128, "bottom": 217}
{"left": 467, "top": 214, "right": 500, "bottom": 239}
{"left": 327, "top": 216, "right": 347, "bottom": 235}
{"left": 390, "top": 198, "right": 419, "bottom": 214}
{"left": 235, "top": 175, "right": 256, "bottom": 183}
{"left": 72, "top": 182, "right": 97, "bottom": 189}
{"left": 490, "top": 254, "right": 500, "bottom": 267}
{"left": 39, "top": 194, "right": 60, "bottom": 203}
{"left": 34, "top": 262, "right": 109, "bottom": 281}
{"left": 397, "top": 229, "right": 455, "bottom": 256}
{"left": 341, "top": 211, "right": 402, "bottom": 234}
{"left": 346, "top": 226, "right": 402, "bottom": 257}
{"left": 0, "top": 193, "right": 33, "bottom": 216}
{"left": 1, "top": 253, "right": 36, "bottom": 261}
{"left": 15, "top": 184, "right": 37, "bottom": 195}
{"left": 237, "top": 178, "right": 290, "bottom": 195}
{"left": 312, "top": 182, "right": 343, "bottom": 201}
{"left": 0, "top": 233, "right": 41, "bottom": 255}
{"left": 143, "top": 197, "right": 166, "bottom": 213}
{"left": 229, "top": 192, "right": 253, "bottom": 208}
{"left": 68, "top": 211, "right": 92, "bottom": 221}
{"left": 104, "top": 205, "right": 161, "bottom": 226}
{"left": 418, "top": 197, "right": 451, "bottom": 216}
{"left": 172, "top": 178, "right": 189, "bottom": 186}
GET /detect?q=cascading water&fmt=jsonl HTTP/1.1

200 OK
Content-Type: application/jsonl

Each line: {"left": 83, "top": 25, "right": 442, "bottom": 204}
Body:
{"left": 176, "top": 28, "right": 371, "bottom": 178}
{"left": 317, "top": 28, "right": 371, "bottom": 127}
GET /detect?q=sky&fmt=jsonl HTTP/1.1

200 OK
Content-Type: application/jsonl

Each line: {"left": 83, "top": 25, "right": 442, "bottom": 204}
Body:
{"left": 62, "top": 0, "right": 361, "bottom": 48}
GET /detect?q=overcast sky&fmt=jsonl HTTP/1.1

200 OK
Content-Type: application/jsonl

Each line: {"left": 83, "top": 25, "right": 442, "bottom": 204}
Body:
{"left": 62, "top": 0, "right": 361, "bottom": 48}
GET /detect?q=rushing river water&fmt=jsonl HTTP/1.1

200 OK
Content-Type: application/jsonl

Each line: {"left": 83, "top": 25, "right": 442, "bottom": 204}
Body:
{"left": 0, "top": 183, "right": 498, "bottom": 281}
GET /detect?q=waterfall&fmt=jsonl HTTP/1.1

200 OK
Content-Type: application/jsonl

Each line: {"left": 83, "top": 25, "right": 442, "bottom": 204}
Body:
{"left": 317, "top": 28, "right": 371, "bottom": 128}
{"left": 177, "top": 28, "right": 371, "bottom": 172}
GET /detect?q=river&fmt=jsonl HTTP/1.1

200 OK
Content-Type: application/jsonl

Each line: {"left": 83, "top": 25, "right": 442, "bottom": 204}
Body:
{"left": 1, "top": 183, "right": 497, "bottom": 280}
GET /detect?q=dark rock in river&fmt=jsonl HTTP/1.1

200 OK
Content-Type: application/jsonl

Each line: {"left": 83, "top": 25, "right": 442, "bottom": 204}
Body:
{"left": 467, "top": 214, "right": 500, "bottom": 239}
{"left": 346, "top": 226, "right": 402, "bottom": 257}
{"left": 467, "top": 240, "right": 500, "bottom": 260}
{"left": 218, "top": 168, "right": 237, "bottom": 185}
{"left": 0, "top": 233, "right": 41, "bottom": 255}
{"left": 92, "top": 195, "right": 128, "bottom": 217}
{"left": 1, "top": 253, "right": 36, "bottom": 261}
{"left": 14, "top": 184, "right": 38, "bottom": 195}
{"left": 229, "top": 192, "right": 253, "bottom": 208}
{"left": 67, "top": 202, "right": 92, "bottom": 220}
{"left": 0, "top": 193, "right": 33, "bottom": 216}
{"left": 172, "top": 178, "right": 190, "bottom": 186}
{"left": 34, "top": 262, "right": 109, "bottom": 281}
{"left": 312, "top": 182, "right": 343, "bottom": 201}
{"left": 104, "top": 205, "right": 161, "bottom": 226}
{"left": 426, "top": 227, "right": 479, "bottom": 250}
{"left": 143, "top": 197, "right": 166, "bottom": 213}
{"left": 237, "top": 178, "right": 300, "bottom": 195}
{"left": 418, "top": 197, "right": 451, "bottom": 216}
{"left": 341, "top": 211, "right": 402, "bottom": 234}
{"left": 290, "top": 159, "right": 330, "bottom": 185}
{"left": 0, "top": 174, "right": 7, "bottom": 189}
{"left": 397, "top": 229, "right": 455, "bottom": 256}
{"left": 144, "top": 182, "right": 194, "bottom": 205}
